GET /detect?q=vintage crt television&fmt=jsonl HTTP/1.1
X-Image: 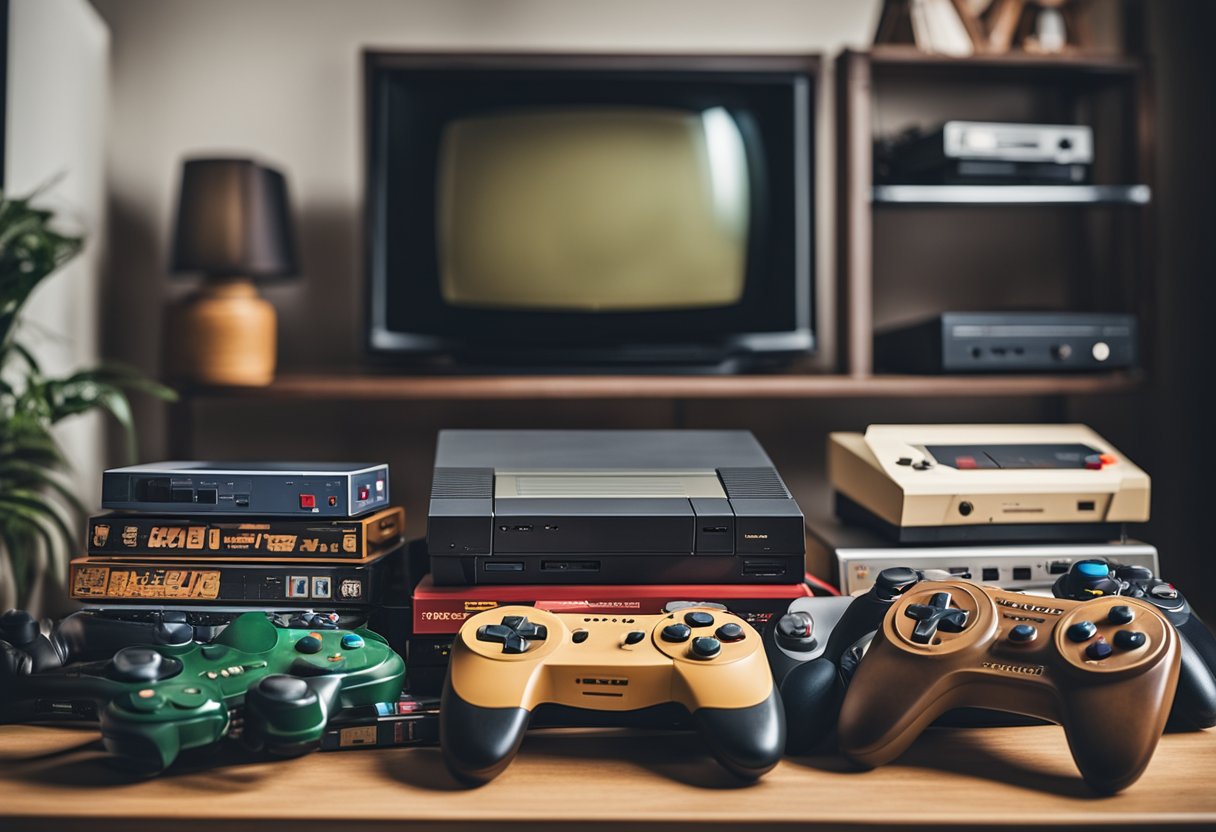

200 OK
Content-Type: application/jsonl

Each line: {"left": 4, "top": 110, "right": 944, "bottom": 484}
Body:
{"left": 364, "top": 53, "right": 816, "bottom": 368}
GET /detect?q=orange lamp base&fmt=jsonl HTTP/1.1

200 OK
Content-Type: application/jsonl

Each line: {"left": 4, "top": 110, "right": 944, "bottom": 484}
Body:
{"left": 165, "top": 278, "right": 276, "bottom": 387}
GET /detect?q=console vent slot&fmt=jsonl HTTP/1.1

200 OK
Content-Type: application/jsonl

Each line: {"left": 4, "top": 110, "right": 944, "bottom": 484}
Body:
{"left": 718, "top": 467, "right": 790, "bottom": 500}
{"left": 431, "top": 468, "right": 493, "bottom": 499}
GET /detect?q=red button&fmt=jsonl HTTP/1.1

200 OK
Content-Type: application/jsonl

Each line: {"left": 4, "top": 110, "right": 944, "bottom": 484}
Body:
{"left": 358, "top": 486, "right": 370, "bottom": 501}
{"left": 299, "top": 494, "right": 316, "bottom": 509}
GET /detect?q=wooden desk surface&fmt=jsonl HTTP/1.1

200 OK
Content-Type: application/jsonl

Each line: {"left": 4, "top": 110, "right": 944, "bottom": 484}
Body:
{"left": 1, "top": 724, "right": 1214, "bottom": 831}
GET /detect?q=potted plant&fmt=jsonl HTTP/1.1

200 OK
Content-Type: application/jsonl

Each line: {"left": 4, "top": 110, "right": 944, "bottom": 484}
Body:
{"left": 1, "top": 188, "right": 175, "bottom": 610}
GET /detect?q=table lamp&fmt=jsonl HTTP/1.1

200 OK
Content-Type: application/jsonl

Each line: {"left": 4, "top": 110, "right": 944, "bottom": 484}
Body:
{"left": 167, "top": 157, "right": 298, "bottom": 386}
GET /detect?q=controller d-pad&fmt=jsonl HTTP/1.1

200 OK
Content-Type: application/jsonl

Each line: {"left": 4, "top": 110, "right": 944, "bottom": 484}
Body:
{"left": 904, "top": 592, "right": 969, "bottom": 644}
{"left": 512, "top": 622, "right": 548, "bottom": 641}
{"left": 478, "top": 616, "right": 547, "bottom": 653}
{"left": 477, "top": 624, "right": 513, "bottom": 644}
{"left": 502, "top": 634, "right": 529, "bottom": 655}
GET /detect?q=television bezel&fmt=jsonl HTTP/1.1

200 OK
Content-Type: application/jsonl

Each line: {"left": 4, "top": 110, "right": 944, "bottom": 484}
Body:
{"left": 362, "top": 51, "right": 819, "bottom": 366}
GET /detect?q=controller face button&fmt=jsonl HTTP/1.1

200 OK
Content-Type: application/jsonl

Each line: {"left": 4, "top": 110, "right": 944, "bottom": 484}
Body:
{"left": 340, "top": 634, "right": 365, "bottom": 650}
{"left": 1008, "top": 624, "right": 1037, "bottom": 643}
{"left": 1085, "top": 638, "right": 1114, "bottom": 660}
{"left": 691, "top": 636, "right": 721, "bottom": 659}
{"left": 1108, "top": 605, "right": 1135, "bottom": 625}
{"left": 502, "top": 634, "right": 529, "bottom": 655}
{"left": 295, "top": 635, "right": 323, "bottom": 654}
{"left": 716, "top": 623, "right": 746, "bottom": 643}
{"left": 1114, "top": 630, "right": 1147, "bottom": 650}
{"left": 623, "top": 631, "right": 646, "bottom": 646}
{"left": 904, "top": 592, "right": 969, "bottom": 644}
{"left": 572, "top": 629, "right": 589, "bottom": 644}
{"left": 477, "top": 624, "right": 512, "bottom": 644}
{"left": 1067, "top": 621, "right": 1098, "bottom": 643}
{"left": 684, "top": 612, "right": 715, "bottom": 628}
{"left": 129, "top": 688, "right": 166, "bottom": 712}
{"left": 661, "top": 623, "right": 691, "bottom": 643}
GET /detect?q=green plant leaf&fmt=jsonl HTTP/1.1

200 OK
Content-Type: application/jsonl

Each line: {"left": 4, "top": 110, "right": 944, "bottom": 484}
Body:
{"left": 0, "top": 489, "right": 79, "bottom": 553}
{"left": 0, "top": 458, "right": 87, "bottom": 516}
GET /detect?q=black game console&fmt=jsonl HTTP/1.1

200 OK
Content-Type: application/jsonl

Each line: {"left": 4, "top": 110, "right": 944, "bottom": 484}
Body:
{"left": 875, "top": 312, "right": 1138, "bottom": 374}
{"left": 427, "top": 430, "right": 805, "bottom": 585}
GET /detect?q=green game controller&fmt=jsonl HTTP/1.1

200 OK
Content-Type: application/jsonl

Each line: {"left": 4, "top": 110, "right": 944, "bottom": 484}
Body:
{"left": 0, "top": 612, "right": 404, "bottom": 773}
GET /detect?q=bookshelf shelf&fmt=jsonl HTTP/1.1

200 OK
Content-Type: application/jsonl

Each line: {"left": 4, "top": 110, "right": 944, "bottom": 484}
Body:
{"left": 871, "top": 184, "right": 1152, "bottom": 205}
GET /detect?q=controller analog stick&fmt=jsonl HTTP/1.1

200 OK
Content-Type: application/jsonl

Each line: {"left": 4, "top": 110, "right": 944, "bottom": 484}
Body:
{"left": 255, "top": 675, "right": 312, "bottom": 703}
{"left": 112, "top": 647, "right": 180, "bottom": 682}
{"left": 775, "top": 612, "right": 816, "bottom": 651}
{"left": 0, "top": 610, "right": 38, "bottom": 645}
{"left": 875, "top": 567, "right": 921, "bottom": 600}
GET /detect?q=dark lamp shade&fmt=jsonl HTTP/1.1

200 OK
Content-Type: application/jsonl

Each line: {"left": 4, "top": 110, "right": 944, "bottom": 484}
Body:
{"left": 171, "top": 158, "right": 298, "bottom": 278}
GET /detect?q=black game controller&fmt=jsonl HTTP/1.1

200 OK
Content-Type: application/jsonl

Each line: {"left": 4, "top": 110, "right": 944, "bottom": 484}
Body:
{"left": 768, "top": 567, "right": 922, "bottom": 752}
{"left": 0, "top": 609, "right": 195, "bottom": 680}
{"left": 1053, "top": 559, "right": 1216, "bottom": 729}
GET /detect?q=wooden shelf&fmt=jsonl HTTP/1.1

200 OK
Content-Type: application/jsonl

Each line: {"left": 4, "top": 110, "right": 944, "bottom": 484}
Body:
{"left": 867, "top": 45, "right": 1142, "bottom": 76}
{"left": 872, "top": 184, "right": 1152, "bottom": 205}
{"left": 179, "top": 371, "right": 1143, "bottom": 402}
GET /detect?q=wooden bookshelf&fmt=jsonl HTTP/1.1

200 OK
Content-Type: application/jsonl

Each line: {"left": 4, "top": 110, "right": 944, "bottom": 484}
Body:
{"left": 179, "top": 371, "right": 1142, "bottom": 402}
{"left": 836, "top": 48, "right": 1155, "bottom": 378}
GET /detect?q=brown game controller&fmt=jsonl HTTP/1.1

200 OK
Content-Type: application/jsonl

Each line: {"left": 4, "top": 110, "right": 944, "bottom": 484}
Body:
{"left": 837, "top": 580, "right": 1181, "bottom": 794}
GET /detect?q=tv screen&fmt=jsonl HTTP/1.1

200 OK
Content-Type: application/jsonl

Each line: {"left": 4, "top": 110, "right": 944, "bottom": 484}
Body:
{"left": 438, "top": 106, "right": 749, "bottom": 313}
{"left": 365, "top": 53, "right": 816, "bottom": 368}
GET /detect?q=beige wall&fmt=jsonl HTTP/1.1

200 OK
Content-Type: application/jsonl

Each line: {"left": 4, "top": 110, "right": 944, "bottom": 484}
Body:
{"left": 4, "top": 0, "right": 109, "bottom": 609}
{"left": 87, "top": 0, "right": 884, "bottom": 458}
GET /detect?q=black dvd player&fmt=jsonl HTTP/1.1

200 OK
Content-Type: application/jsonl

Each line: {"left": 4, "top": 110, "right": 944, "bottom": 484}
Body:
{"left": 875, "top": 312, "right": 1137, "bottom": 374}
{"left": 101, "top": 461, "right": 390, "bottom": 517}
{"left": 427, "top": 430, "right": 805, "bottom": 585}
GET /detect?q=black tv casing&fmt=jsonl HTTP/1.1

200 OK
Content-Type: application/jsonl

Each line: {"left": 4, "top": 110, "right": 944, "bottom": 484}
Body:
{"left": 363, "top": 52, "right": 817, "bottom": 370}
{"left": 427, "top": 430, "right": 806, "bottom": 586}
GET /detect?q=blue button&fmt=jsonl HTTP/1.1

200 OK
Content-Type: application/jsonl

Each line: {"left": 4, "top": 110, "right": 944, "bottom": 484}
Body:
{"left": 1113, "top": 630, "right": 1146, "bottom": 650}
{"left": 295, "top": 635, "right": 323, "bottom": 654}
{"left": 1008, "top": 624, "right": 1037, "bottom": 643}
{"left": 1076, "top": 561, "right": 1109, "bottom": 578}
{"left": 1066, "top": 621, "right": 1097, "bottom": 642}
{"left": 1085, "top": 638, "right": 1113, "bottom": 660}
{"left": 341, "top": 634, "right": 365, "bottom": 650}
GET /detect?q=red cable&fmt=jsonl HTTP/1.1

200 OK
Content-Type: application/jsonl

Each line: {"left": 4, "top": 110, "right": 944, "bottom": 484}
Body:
{"left": 804, "top": 572, "right": 840, "bottom": 596}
